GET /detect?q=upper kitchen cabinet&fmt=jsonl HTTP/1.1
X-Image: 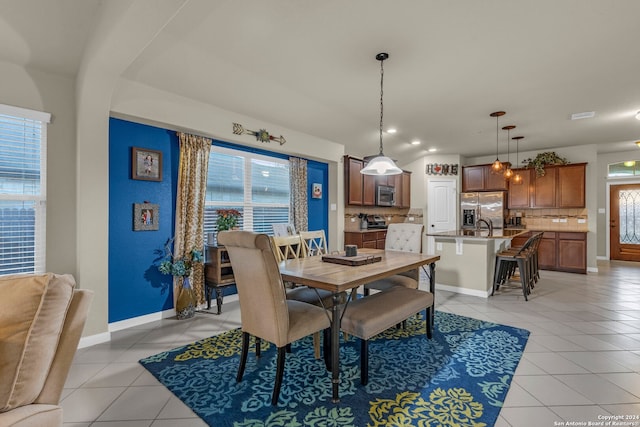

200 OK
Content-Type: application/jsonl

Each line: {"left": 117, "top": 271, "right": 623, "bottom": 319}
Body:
{"left": 507, "top": 168, "right": 532, "bottom": 209}
{"left": 345, "top": 156, "right": 364, "bottom": 205}
{"left": 530, "top": 163, "right": 587, "bottom": 208}
{"left": 462, "top": 164, "right": 509, "bottom": 192}
{"left": 557, "top": 163, "right": 586, "bottom": 208}
{"left": 345, "top": 156, "right": 376, "bottom": 206}
{"left": 531, "top": 166, "right": 557, "bottom": 208}
{"left": 344, "top": 155, "right": 411, "bottom": 207}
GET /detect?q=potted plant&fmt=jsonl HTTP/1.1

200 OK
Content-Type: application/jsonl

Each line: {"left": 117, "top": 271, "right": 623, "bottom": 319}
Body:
{"left": 216, "top": 209, "right": 242, "bottom": 231}
{"left": 523, "top": 151, "right": 569, "bottom": 176}
{"left": 158, "top": 238, "right": 203, "bottom": 319}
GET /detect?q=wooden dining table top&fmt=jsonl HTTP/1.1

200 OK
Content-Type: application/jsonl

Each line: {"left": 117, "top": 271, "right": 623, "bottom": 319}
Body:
{"left": 279, "top": 248, "right": 440, "bottom": 293}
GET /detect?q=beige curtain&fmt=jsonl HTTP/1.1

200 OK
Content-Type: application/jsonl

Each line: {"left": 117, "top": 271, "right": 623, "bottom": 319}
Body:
{"left": 174, "top": 132, "right": 212, "bottom": 307}
{"left": 289, "top": 157, "right": 308, "bottom": 233}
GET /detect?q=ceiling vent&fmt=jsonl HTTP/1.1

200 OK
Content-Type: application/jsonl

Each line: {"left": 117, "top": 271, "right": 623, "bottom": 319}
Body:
{"left": 570, "top": 111, "right": 595, "bottom": 120}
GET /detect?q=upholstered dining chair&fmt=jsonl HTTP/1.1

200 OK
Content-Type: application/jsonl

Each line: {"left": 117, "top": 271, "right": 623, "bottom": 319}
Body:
{"left": 217, "top": 231, "right": 331, "bottom": 406}
{"left": 364, "top": 223, "right": 425, "bottom": 295}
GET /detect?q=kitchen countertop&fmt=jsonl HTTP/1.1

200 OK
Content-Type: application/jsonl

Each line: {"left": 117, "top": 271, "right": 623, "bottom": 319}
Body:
{"left": 426, "top": 229, "right": 528, "bottom": 239}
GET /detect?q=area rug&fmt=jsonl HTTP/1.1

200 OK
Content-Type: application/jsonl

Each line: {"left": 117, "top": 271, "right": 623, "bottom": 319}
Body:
{"left": 139, "top": 311, "right": 529, "bottom": 427}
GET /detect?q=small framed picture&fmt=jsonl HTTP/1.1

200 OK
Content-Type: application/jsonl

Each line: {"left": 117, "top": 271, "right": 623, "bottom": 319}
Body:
{"left": 132, "top": 147, "right": 162, "bottom": 181}
{"left": 133, "top": 203, "right": 159, "bottom": 231}
{"left": 312, "top": 183, "right": 322, "bottom": 199}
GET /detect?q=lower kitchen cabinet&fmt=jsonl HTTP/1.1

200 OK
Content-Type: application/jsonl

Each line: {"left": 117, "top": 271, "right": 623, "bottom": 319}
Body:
{"left": 510, "top": 230, "right": 586, "bottom": 274}
{"left": 557, "top": 232, "right": 587, "bottom": 273}
{"left": 344, "top": 230, "right": 387, "bottom": 250}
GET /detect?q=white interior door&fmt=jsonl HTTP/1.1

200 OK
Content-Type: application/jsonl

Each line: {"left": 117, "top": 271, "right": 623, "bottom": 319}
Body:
{"left": 427, "top": 179, "right": 457, "bottom": 253}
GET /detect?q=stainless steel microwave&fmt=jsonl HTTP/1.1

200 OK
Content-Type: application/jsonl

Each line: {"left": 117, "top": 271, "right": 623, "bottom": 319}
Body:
{"left": 376, "top": 185, "right": 395, "bottom": 206}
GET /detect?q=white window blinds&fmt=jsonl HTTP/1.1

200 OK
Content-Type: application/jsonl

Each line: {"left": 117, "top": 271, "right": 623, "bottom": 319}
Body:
{"left": 0, "top": 104, "right": 50, "bottom": 276}
{"left": 205, "top": 145, "right": 290, "bottom": 238}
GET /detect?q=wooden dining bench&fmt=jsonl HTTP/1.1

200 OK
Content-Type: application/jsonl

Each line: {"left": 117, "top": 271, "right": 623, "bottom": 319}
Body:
{"left": 340, "top": 286, "right": 434, "bottom": 385}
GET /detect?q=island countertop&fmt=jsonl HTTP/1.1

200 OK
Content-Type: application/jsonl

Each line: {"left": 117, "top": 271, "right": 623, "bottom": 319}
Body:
{"left": 426, "top": 228, "right": 528, "bottom": 239}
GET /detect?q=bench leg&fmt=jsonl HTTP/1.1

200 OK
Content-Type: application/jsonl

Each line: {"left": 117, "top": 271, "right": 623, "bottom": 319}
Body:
{"left": 255, "top": 337, "right": 261, "bottom": 357}
{"left": 360, "top": 338, "right": 369, "bottom": 385}
{"left": 426, "top": 307, "right": 433, "bottom": 339}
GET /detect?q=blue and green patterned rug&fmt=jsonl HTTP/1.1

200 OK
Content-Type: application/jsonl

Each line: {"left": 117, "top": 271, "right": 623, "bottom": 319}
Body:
{"left": 139, "top": 311, "right": 529, "bottom": 426}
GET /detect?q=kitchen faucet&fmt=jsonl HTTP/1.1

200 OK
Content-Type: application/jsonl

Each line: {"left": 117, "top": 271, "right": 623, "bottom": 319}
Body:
{"left": 476, "top": 217, "right": 493, "bottom": 236}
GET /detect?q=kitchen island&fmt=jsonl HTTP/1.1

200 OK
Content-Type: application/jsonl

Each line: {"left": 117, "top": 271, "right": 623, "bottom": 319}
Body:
{"left": 426, "top": 228, "right": 527, "bottom": 297}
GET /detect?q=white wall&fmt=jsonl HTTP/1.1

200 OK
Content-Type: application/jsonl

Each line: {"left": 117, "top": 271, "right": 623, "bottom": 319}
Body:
{"left": 0, "top": 61, "right": 78, "bottom": 278}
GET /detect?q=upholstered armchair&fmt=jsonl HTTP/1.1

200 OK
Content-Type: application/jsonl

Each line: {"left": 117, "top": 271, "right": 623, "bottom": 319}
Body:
{"left": 0, "top": 273, "right": 93, "bottom": 427}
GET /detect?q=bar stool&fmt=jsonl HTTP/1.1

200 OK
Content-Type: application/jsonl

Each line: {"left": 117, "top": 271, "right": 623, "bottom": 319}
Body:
{"left": 492, "top": 232, "right": 542, "bottom": 300}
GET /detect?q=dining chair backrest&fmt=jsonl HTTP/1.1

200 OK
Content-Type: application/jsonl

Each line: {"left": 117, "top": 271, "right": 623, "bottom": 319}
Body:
{"left": 299, "top": 230, "right": 328, "bottom": 257}
{"left": 385, "top": 223, "right": 424, "bottom": 253}
{"left": 217, "top": 231, "right": 290, "bottom": 346}
{"left": 271, "top": 234, "right": 303, "bottom": 262}
{"left": 272, "top": 223, "right": 296, "bottom": 237}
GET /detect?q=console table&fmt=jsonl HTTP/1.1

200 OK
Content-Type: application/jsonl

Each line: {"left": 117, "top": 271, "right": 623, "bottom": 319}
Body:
{"left": 204, "top": 245, "right": 236, "bottom": 314}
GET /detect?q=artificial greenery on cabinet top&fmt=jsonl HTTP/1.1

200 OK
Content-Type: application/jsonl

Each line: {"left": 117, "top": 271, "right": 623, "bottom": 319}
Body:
{"left": 523, "top": 151, "right": 569, "bottom": 176}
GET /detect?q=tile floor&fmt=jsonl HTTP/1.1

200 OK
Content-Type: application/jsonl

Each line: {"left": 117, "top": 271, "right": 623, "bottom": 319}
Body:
{"left": 62, "top": 260, "right": 640, "bottom": 426}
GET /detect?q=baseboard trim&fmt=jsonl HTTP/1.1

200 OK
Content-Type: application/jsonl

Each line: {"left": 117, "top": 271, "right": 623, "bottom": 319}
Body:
{"left": 435, "top": 283, "right": 491, "bottom": 298}
{"left": 587, "top": 266, "right": 599, "bottom": 273}
{"left": 108, "top": 308, "right": 176, "bottom": 332}
{"left": 78, "top": 332, "right": 111, "bottom": 349}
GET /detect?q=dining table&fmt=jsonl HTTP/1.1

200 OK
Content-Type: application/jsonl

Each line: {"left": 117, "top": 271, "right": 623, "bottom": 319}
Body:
{"left": 279, "top": 248, "right": 440, "bottom": 403}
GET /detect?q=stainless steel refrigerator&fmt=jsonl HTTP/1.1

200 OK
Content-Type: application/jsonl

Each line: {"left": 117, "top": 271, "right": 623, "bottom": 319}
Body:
{"left": 460, "top": 191, "right": 506, "bottom": 229}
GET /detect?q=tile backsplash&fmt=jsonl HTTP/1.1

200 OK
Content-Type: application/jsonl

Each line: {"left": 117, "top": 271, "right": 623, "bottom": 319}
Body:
{"left": 508, "top": 208, "right": 589, "bottom": 231}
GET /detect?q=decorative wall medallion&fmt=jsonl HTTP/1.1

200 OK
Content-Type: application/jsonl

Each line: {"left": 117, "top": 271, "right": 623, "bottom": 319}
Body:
{"left": 232, "top": 122, "right": 286, "bottom": 145}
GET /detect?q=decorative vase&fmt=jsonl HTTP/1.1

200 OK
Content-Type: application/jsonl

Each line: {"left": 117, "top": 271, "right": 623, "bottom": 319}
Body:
{"left": 176, "top": 276, "right": 196, "bottom": 320}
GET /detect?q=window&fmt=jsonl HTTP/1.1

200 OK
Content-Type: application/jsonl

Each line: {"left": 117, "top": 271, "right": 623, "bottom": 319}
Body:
{"left": 0, "top": 104, "right": 50, "bottom": 276}
{"left": 608, "top": 161, "right": 640, "bottom": 177}
{"left": 204, "top": 145, "right": 290, "bottom": 239}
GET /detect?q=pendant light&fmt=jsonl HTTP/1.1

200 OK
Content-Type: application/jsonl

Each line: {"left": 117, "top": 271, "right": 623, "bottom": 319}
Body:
{"left": 511, "top": 136, "right": 524, "bottom": 184}
{"left": 361, "top": 53, "right": 402, "bottom": 176}
{"left": 502, "top": 125, "right": 515, "bottom": 179}
{"left": 490, "top": 111, "right": 506, "bottom": 174}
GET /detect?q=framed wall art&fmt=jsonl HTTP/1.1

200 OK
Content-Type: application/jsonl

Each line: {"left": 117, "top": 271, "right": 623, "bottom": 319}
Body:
{"left": 132, "top": 147, "right": 162, "bottom": 181}
{"left": 312, "top": 183, "right": 322, "bottom": 199}
{"left": 133, "top": 203, "right": 159, "bottom": 231}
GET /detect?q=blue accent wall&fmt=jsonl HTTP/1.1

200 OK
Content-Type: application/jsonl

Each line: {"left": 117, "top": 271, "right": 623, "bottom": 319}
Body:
{"left": 108, "top": 118, "right": 179, "bottom": 323}
{"left": 307, "top": 160, "right": 329, "bottom": 244}
{"left": 109, "top": 118, "right": 330, "bottom": 323}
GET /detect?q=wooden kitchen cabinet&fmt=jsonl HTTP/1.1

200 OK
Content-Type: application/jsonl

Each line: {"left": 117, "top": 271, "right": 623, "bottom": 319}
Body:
{"left": 345, "top": 156, "right": 363, "bottom": 205}
{"left": 401, "top": 172, "right": 411, "bottom": 208}
{"left": 531, "top": 167, "right": 557, "bottom": 208}
{"left": 517, "top": 163, "right": 586, "bottom": 208}
{"left": 557, "top": 232, "right": 587, "bottom": 273}
{"left": 557, "top": 163, "right": 586, "bottom": 208}
{"left": 537, "top": 232, "right": 557, "bottom": 270}
{"left": 462, "top": 164, "right": 509, "bottom": 192}
{"left": 462, "top": 165, "right": 485, "bottom": 191}
{"left": 344, "top": 155, "right": 411, "bottom": 207}
{"left": 507, "top": 230, "right": 586, "bottom": 273}
{"left": 508, "top": 168, "right": 532, "bottom": 209}
{"left": 344, "top": 230, "right": 387, "bottom": 250}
